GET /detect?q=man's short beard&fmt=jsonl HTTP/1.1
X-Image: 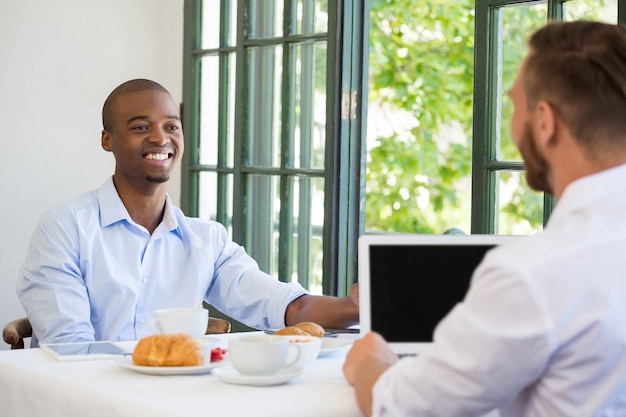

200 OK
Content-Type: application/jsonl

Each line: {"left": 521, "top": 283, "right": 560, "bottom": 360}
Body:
{"left": 519, "top": 123, "right": 552, "bottom": 195}
{"left": 146, "top": 176, "right": 170, "bottom": 184}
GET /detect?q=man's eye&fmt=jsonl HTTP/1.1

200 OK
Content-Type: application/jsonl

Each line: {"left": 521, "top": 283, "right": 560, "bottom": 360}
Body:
{"left": 132, "top": 126, "right": 148, "bottom": 131}
{"left": 168, "top": 125, "right": 180, "bottom": 131}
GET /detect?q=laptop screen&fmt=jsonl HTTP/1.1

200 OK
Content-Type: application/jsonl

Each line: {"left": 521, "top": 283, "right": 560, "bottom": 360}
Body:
{"left": 358, "top": 234, "right": 519, "bottom": 355}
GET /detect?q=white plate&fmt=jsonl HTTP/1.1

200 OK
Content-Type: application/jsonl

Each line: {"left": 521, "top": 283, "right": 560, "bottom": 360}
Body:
{"left": 212, "top": 366, "right": 302, "bottom": 386}
{"left": 319, "top": 337, "right": 354, "bottom": 356}
{"left": 116, "top": 356, "right": 228, "bottom": 376}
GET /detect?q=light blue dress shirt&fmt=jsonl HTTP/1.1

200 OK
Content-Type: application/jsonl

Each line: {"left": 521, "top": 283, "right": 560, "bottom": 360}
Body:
{"left": 17, "top": 177, "right": 308, "bottom": 346}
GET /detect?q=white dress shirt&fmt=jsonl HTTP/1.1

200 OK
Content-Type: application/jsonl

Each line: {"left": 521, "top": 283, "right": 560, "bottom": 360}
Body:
{"left": 17, "top": 177, "right": 307, "bottom": 346}
{"left": 372, "top": 163, "right": 626, "bottom": 417}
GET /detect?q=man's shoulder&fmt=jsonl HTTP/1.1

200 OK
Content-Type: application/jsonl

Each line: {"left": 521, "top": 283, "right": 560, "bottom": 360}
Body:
{"left": 43, "top": 189, "right": 100, "bottom": 220}
{"left": 172, "top": 211, "right": 229, "bottom": 237}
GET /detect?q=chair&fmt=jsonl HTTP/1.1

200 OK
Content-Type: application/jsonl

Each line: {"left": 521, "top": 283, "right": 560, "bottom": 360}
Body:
{"left": 3, "top": 315, "right": 231, "bottom": 349}
{"left": 2, "top": 317, "right": 32, "bottom": 349}
{"left": 205, "top": 316, "right": 232, "bottom": 334}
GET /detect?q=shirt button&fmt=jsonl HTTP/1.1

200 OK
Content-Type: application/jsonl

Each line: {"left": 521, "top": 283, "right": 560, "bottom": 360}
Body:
{"left": 139, "top": 318, "right": 146, "bottom": 324}
{"left": 142, "top": 278, "right": 148, "bottom": 284}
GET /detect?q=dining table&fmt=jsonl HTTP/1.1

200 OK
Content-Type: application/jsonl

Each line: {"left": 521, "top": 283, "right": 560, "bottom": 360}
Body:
{"left": 0, "top": 332, "right": 362, "bottom": 417}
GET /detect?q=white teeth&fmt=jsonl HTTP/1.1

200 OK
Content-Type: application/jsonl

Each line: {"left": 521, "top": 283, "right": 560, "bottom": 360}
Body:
{"left": 145, "top": 153, "right": 169, "bottom": 161}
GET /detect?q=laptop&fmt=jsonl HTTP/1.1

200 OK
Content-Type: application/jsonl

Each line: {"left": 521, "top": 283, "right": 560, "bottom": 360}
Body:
{"left": 358, "top": 233, "right": 520, "bottom": 356}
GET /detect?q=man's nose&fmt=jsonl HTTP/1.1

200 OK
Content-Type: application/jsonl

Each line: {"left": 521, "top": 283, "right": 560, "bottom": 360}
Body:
{"left": 149, "top": 129, "right": 170, "bottom": 145}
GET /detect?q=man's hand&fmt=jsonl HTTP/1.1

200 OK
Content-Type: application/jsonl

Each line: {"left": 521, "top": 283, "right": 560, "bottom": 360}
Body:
{"left": 343, "top": 332, "right": 399, "bottom": 416}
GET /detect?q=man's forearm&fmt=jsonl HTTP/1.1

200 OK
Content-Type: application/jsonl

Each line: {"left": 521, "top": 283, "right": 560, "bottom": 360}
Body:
{"left": 285, "top": 294, "right": 359, "bottom": 328}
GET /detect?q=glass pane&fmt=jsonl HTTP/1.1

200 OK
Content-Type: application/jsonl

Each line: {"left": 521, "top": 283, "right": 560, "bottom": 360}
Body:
{"left": 499, "top": 3, "right": 547, "bottom": 161}
{"left": 198, "top": 172, "right": 233, "bottom": 235}
{"left": 497, "top": 170, "right": 544, "bottom": 235}
{"left": 293, "top": 42, "right": 327, "bottom": 169}
{"left": 296, "top": 176, "right": 325, "bottom": 294}
{"left": 246, "top": 174, "right": 280, "bottom": 276}
{"left": 295, "top": 0, "right": 328, "bottom": 35}
{"left": 247, "top": 45, "right": 283, "bottom": 167}
{"left": 249, "top": 0, "right": 283, "bottom": 39}
{"left": 200, "top": 54, "right": 236, "bottom": 167}
{"left": 201, "top": 0, "right": 238, "bottom": 48}
{"left": 564, "top": 0, "right": 615, "bottom": 23}
{"left": 199, "top": 55, "right": 219, "bottom": 166}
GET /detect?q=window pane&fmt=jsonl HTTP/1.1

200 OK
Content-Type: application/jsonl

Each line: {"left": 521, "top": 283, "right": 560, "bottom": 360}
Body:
{"left": 201, "top": 1, "right": 237, "bottom": 48}
{"left": 198, "top": 171, "right": 233, "bottom": 235}
{"left": 201, "top": 1, "right": 221, "bottom": 48}
{"left": 199, "top": 55, "right": 219, "bottom": 166}
{"left": 499, "top": 3, "right": 547, "bottom": 161}
{"left": 249, "top": 0, "right": 283, "bottom": 39}
{"left": 247, "top": 45, "right": 283, "bottom": 167}
{"left": 246, "top": 174, "right": 280, "bottom": 275}
{"left": 497, "top": 170, "right": 543, "bottom": 235}
{"left": 294, "top": 42, "right": 327, "bottom": 169}
{"left": 295, "top": 176, "right": 325, "bottom": 294}
{"left": 565, "top": 0, "right": 615, "bottom": 22}
{"left": 295, "top": 0, "right": 328, "bottom": 35}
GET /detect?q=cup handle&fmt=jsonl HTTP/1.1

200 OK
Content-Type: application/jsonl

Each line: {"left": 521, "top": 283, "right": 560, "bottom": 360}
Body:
{"left": 149, "top": 318, "right": 162, "bottom": 334}
{"left": 285, "top": 344, "right": 301, "bottom": 367}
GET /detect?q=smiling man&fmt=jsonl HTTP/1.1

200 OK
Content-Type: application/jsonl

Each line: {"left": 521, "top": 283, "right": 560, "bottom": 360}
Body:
{"left": 17, "top": 79, "right": 358, "bottom": 346}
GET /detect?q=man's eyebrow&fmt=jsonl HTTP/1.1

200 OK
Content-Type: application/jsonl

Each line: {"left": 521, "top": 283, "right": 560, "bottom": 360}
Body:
{"left": 126, "top": 115, "right": 181, "bottom": 124}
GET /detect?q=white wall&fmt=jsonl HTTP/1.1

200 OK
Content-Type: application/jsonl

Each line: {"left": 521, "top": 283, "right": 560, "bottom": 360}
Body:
{"left": 0, "top": 0, "right": 184, "bottom": 349}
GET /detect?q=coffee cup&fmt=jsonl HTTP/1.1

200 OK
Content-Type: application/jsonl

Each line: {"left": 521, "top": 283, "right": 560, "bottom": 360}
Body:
{"left": 228, "top": 335, "right": 301, "bottom": 375}
{"left": 149, "top": 308, "right": 208, "bottom": 339}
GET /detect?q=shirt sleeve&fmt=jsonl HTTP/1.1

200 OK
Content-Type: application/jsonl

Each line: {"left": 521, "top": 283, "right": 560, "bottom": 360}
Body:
{"left": 203, "top": 224, "right": 308, "bottom": 330}
{"left": 371, "top": 256, "right": 554, "bottom": 417}
{"left": 16, "top": 212, "right": 95, "bottom": 346}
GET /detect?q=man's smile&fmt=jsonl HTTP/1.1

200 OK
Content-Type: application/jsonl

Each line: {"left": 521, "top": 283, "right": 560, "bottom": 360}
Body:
{"left": 143, "top": 152, "right": 172, "bottom": 161}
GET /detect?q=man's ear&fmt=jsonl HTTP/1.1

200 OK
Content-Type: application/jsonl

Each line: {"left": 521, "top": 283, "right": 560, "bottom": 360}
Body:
{"left": 101, "top": 130, "right": 112, "bottom": 152}
{"left": 533, "top": 100, "right": 558, "bottom": 148}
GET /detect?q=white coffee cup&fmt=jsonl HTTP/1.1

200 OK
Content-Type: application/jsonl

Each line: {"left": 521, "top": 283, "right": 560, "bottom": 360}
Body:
{"left": 228, "top": 335, "right": 301, "bottom": 376}
{"left": 149, "top": 308, "right": 208, "bottom": 339}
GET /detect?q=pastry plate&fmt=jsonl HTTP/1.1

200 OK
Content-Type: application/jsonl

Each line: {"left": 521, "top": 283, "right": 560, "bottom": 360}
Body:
{"left": 212, "top": 366, "right": 302, "bottom": 386}
{"left": 319, "top": 337, "right": 354, "bottom": 356}
{"left": 116, "top": 356, "right": 228, "bottom": 376}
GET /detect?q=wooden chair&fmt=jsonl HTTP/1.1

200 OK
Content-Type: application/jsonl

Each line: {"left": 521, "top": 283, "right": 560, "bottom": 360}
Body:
{"left": 2, "top": 317, "right": 32, "bottom": 349}
{"left": 3, "top": 315, "right": 231, "bottom": 349}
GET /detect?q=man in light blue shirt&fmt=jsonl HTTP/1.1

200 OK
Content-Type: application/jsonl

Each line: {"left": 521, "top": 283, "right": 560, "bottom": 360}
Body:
{"left": 17, "top": 79, "right": 359, "bottom": 346}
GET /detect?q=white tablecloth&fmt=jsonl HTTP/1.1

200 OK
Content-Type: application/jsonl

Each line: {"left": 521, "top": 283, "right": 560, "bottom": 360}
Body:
{"left": 0, "top": 333, "right": 362, "bottom": 417}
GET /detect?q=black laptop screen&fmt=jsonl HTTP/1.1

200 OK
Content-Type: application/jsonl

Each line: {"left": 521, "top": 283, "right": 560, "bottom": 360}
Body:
{"left": 369, "top": 244, "right": 494, "bottom": 343}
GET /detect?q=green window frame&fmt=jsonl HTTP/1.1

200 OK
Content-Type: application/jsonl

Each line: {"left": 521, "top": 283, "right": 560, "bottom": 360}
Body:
{"left": 181, "top": 0, "right": 367, "bottom": 301}
{"left": 472, "top": 0, "right": 625, "bottom": 234}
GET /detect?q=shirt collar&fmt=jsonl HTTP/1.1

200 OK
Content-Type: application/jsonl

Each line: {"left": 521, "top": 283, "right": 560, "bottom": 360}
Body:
{"left": 97, "top": 177, "right": 181, "bottom": 236}
{"left": 548, "top": 162, "right": 626, "bottom": 226}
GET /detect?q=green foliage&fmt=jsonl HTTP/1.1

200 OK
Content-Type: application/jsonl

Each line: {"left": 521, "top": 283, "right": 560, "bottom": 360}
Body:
{"left": 366, "top": 0, "right": 476, "bottom": 234}
{"left": 366, "top": 0, "right": 607, "bottom": 235}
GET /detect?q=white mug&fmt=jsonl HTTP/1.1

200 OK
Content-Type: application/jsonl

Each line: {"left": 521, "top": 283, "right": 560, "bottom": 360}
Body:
{"left": 149, "top": 308, "right": 208, "bottom": 339}
{"left": 228, "top": 335, "right": 301, "bottom": 375}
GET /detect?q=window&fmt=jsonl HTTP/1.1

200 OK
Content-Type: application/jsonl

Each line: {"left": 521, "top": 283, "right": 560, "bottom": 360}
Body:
{"left": 182, "top": 0, "right": 625, "bottom": 308}
{"left": 472, "top": 0, "right": 623, "bottom": 234}
{"left": 181, "top": 0, "right": 366, "bottom": 299}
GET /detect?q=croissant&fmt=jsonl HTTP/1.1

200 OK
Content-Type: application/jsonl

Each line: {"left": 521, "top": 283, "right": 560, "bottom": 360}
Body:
{"left": 132, "top": 334, "right": 204, "bottom": 366}
{"left": 274, "top": 321, "right": 324, "bottom": 338}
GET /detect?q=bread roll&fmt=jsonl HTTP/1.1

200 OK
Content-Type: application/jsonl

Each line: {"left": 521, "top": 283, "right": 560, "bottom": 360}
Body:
{"left": 274, "top": 326, "right": 310, "bottom": 336}
{"left": 294, "top": 321, "right": 325, "bottom": 338}
{"left": 132, "top": 334, "right": 204, "bottom": 366}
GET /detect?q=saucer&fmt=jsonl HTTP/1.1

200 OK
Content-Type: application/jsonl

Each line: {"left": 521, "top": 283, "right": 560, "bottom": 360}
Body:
{"left": 319, "top": 337, "right": 353, "bottom": 356}
{"left": 116, "top": 356, "right": 228, "bottom": 376}
{"left": 212, "top": 366, "right": 302, "bottom": 386}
